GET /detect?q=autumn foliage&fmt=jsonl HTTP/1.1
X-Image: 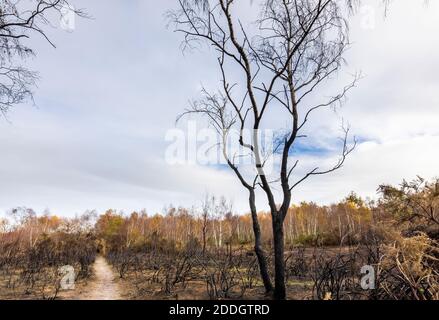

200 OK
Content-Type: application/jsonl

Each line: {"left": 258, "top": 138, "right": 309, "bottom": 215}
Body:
{"left": 1, "top": 178, "right": 438, "bottom": 299}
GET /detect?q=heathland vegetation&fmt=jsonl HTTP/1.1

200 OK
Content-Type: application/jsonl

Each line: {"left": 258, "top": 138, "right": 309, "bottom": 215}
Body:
{"left": 1, "top": 177, "right": 437, "bottom": 300}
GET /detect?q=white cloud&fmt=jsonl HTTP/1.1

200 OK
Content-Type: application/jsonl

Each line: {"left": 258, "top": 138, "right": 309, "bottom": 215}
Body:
{"left": 0, "top": 0, "right": 438, "bottom": 217}
{"left": 289, "top": 135, "right": 439, "bottom": 205}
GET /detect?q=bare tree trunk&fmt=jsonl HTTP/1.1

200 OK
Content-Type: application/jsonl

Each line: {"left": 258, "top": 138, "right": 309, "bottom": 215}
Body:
{"left": 249, "top": 190, "right": 273, "bottom": 294}
{"left": 201, "top": 216, "right": 208, "bottom": 256}
{"left": 272, "top": 213, "right": 286, "bottom": 300}
{"left": 218, "top": 220, "right": 222, "bottom": 247}
{"left": 212, "top": 220, "right": 218, "bottom": 247}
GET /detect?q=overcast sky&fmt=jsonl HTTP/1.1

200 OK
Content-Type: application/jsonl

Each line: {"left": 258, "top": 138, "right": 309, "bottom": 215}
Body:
{"left": 0, "top": 0, "right": 438, "bottom": 217}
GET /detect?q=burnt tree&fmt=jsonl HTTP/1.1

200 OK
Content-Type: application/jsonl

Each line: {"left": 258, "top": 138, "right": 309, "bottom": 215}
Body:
{"left": 171, "top": 0, "right": 362, "bottom": 299}
{"left": 0, "top": 0, "right": 85, "bottom": 116}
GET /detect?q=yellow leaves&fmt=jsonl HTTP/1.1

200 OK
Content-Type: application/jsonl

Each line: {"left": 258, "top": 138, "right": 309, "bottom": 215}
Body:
{"left": 323, "top": 292, "right": 332, "bottom": 300}
{"left": 346, "top": 201, "right": 358, "bottom": 210}
{"left": 96, "top": 210, "right": 125, "bottom": 240}
{"left": 379, "top": 232, "right": 439, "bottom": 299}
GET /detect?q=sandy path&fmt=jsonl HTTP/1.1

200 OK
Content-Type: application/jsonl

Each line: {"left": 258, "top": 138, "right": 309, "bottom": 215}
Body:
{"left": 65, "top": 256, "right": 122, "bottom": 300}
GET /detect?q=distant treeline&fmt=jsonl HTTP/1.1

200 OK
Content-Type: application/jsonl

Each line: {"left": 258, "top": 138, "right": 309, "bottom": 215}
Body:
{"left": 1, "top": 177, "right": 438, "bottom": 300}
{"left": 1, "top": 177, "right": 437, "bottom": 252}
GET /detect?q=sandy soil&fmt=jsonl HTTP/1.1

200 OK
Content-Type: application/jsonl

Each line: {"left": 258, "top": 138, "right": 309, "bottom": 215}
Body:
{"left": 62, "top": 256, "right": 122, "bottom": 300}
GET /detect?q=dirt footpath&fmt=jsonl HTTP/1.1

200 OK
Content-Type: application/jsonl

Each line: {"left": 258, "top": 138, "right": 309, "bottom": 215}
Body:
{"left": 62, "top": 256, "right": 122, "bottom": 300}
